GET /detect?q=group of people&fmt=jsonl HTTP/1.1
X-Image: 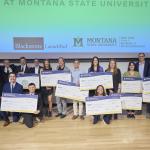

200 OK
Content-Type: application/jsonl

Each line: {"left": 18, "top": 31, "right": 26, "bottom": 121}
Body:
{"left": 0, "top": 53, "right": 150, "bottom": 128}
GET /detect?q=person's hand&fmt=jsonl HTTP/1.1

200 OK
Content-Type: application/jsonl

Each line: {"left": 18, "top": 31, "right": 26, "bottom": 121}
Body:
{"left": 117, "top": 88, "right": 121, "bottom": 93}
{"left": 34, "top": 110, "right": 40, "bottom": 114}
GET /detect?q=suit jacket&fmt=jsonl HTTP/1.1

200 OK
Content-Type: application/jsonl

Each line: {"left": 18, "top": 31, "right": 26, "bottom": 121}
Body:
{"left": 17, "top": 64, "right": 30, "bottom": 74}
{"left": 30, "top": 66, "right": 43, "bottom": 74}
{"left": 135, "top": 60, "right": 150, "bottom": 77}
{"left": 2, "top": 82, "right": 23, "bottom": 94}
{"left": 0, "top": 64, "right": 16, "bottom": 84}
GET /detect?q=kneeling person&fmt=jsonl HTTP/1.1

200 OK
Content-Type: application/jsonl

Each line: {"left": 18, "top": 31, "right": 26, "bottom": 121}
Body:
{"left": 22, "top": 83, "right": 43, "bottom": 128}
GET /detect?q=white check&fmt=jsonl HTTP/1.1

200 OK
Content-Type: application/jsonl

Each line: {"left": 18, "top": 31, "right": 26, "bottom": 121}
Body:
{"left": 86, "top": 95, "right": 122, "bottom": 115}
{"left": 142, "top": 77, "right": 150, "bottom": 103}
{"left": 121, "top": 93, "right": 142, "bottom": 110}
{"left": 80, "top": 72, "right": 113, "bottom": 91}
{"left": 0, "top": 93, "right": 38, "bottom": 113}
{"left": 121, "top": 77, "right": 142, "bottom": 93}
{"left": 41, "top": 70, "right": 71, "bottom": 87}
{"left": 55, "top": 80, "right": 89, "bottom": 102}
{"left": 17, "top": 74, "right": 40, "bottom": 89}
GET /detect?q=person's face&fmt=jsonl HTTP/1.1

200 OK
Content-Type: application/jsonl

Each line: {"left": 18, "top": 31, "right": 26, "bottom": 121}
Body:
{"left": 9, "top": 74, "right": 16, "bottom": 83}
{"left": 28, "top": 85, "right": 36, "bottom": 93}
{"left": 138, "top": 54, "right": 145, "bottom": 62}
{"left": 34, "top": 60, "right": 39, "bottom": 67}
{"left": 20, "top": 59, "right": 26, "bottom": 65}
{"left": 73, "top": 61, "right": 80, "bottom": 69}
{"left": 4, "top": 60, "right": 10, "bottom": 68}
{"left": 110, "top": 60, "right": 116, "bottom": 69}
{"left": 93, "top": 58, "right": 99, "bottom": 66}
{"left": 44, "top": 60, "right": 49, "bottom": 68}
{"left": 129, "top": 63, "right": 135, "bottom": 71}
{"left": 58, "top": 58, "right": 64, "bottom": 67}
{"left": 97, "top": 86, "right": 104, "bottom": 96}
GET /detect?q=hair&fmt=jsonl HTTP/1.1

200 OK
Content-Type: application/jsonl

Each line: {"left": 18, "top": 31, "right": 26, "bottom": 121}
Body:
{"left": 74, "top": 59, "right": 80, "bottom": 63}
{"left": 43, "top": 59, "right": 52, "bottom": 70}
{"left": 20, "top": 57, "right": 26, "bottom": 60}
{"left": 89, "top": 56, "right": 100, "bottom": 72}
{"left": 128, "top": 61, "right": 136, "bottom": 71}
{"left": 28, "top": 83, "right": 36, "bottom": 87}
{"left": 95, "top": 85, "right": 106, "bottom": 96}
{"left": 58, "top": 57, "right": 65, "bottom": 63}
{"left": 9, "top": 72, "right": 16, "bottom": 77}
{"left": 106, "top": 58, "right": 118, "bottom": 75}
{"left": 138, "top": 53, "right": 145, "bottom": 57}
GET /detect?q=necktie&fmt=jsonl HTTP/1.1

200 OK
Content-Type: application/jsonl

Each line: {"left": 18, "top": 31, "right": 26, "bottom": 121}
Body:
{"left": 11, "top": 84, "right": 14, "bottom": 93}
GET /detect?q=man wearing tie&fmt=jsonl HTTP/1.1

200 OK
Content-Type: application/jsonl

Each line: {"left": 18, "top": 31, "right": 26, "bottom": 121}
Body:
{"left": 17, "top": 57, "right": 30, "bottom": 74}
{"left": 1, "top": 72, "right": 23, "bottom": 127}
{"left": 30, "top": 59, "right": 43, "bottom": 74}
{"left": 135, "top": 53, "right": 150, "bottom": 117}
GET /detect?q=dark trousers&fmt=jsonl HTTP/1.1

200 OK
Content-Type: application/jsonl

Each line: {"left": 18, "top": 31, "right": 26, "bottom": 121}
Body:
{"left": 1, "top": 111, "right": 20, "bottom": 122}
{"left": 22, "top": 113, "right": 34, "bottom": 128}
{"left": 147, "top": 103, "right": 150, "bottom": 113}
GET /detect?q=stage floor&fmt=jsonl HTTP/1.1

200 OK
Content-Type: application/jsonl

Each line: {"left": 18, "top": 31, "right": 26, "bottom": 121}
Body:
{"left": 0, "top": 115, "right": 150, "bottom": 150}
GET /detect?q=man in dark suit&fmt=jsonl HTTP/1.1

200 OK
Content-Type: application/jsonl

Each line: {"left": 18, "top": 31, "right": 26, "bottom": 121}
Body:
{"left": 135, "top": 53, "right": 150, "bottom": 117}
{"left": 17, "top": 57, "right": 30, "bottom": 74}
{"left": 22, "top": 83, "right": 43, "bottom": 128}
{"left": 135, "top": 53, "right": 150, "bottom": 78}
{"left": 30, "top": 59, "right": 43, "bottom": 74}
{"left": 1, "top": 72, "right": 23, "bottom": 127}
{"left": 0, "top": 59, "right": 17, "bottom": 86}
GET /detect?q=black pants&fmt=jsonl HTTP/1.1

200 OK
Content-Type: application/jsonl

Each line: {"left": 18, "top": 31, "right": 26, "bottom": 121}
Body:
{"left": 22, "top": 113, "right": 34, "bottom": 128}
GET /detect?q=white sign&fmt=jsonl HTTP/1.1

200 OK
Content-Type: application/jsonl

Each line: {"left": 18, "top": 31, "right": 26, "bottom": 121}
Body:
{"left": 55, "top": 80, "right": 88, "bottom": 102}
{"left": 86, "top": 95, "right": 122, "bottom": 115}
{"left": 17, "top": 74, "right": 40, "bottom": 89}
{"left": 1, "top": 93, "right": 38, "bottom": 113}
{"left": 80, "top": 72, "right": 113, "bottom": 91}
{"left": 41, "top": 70, "right": 71, "bottom": 87}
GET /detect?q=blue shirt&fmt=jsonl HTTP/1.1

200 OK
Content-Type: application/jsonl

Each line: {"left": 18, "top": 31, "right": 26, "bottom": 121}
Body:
{"left": 71, "top": 68, "right": 83, "bottom": 85}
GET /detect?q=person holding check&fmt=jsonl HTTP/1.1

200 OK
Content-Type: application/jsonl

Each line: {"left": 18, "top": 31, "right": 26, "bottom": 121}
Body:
{"left": 123, "top": 61, "right": 141, "bottom": 119}
{"left": 22, "top": 83, "right": 43, "bottom": 128}
{"left": 71, "top": 59, "right": 84, "bottom": 120}
{"left": 88, "top": 56, "right": 104, "bottom": 124}
{"left": 55, "top": 57, "right": 70, "bottom": 118}
{"left": 105, "top": 59, "right": 121, "bottom": 120}
{"left": 93, "top": 85, "right": 112, "bottom": 125}
{"left": 41, "top": 59, "right": 53, "bottom": 117}
{"left": 1, "top": 72, "right": 23, "bottom": 127}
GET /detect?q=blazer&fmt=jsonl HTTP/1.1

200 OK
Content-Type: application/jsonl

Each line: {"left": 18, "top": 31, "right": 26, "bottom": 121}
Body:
{"left": 2, "top": 82, "right": 23, "bottom": 94}
{"left": 17, "top": 64, "right": 30, "bottom": 74}
{"left": 135, "top": 60, "right": 150, "bottom": 77}
{"left": 30, "top": 66, "right": 43, "bottom": 74}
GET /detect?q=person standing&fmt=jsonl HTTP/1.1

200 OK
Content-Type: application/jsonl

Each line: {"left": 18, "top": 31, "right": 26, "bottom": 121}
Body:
{"left": 55, "top": 57, "right": 70, "bottom": 118}
{"left": 105, "top": 59, "right": 121, "bottom": 119}
{"left": 72, "top": 59, "right": 84, "bottom": 120}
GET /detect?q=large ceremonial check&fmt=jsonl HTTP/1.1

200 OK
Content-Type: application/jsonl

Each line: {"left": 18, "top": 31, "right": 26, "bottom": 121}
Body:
{"left": 121, "top": 77, "right": 142, "bottom": 93}
{"left": 142, "top": 77, "right": 150, "bottom": 103}
{"left": 0, "top": 93, "right": 38, "bottom": 113}
{"left": 55, "top": 80, "right": 89, "bottom": 102}
{"left": 86, "top": 95, "right": 122, "bottom": 115}
{"left": 16, "top": 74, "right": 40, "bottom": 89}
{"left": 41, "top": 70, "right": 71, "bottom": 87}
{"left": 121, "top": 93, "right": 142, "bottom": 110}
{"left": 80, "top": 72, "right": 113, "bottom": 90}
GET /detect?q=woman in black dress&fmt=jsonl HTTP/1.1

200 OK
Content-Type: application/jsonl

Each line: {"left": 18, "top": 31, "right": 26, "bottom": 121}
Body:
{"left": 41, "top": 59, "right": 53, "bottom": 117}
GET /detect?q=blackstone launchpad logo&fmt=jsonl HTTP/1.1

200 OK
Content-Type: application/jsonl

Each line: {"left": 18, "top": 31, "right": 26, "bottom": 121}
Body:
{"left": 13, "top": 37, "right": 44, "bottom": 50}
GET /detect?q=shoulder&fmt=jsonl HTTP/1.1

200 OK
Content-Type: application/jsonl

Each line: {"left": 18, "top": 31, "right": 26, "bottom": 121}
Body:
{"left": 16, "top": 82, "right": 23, "bottom": 88}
